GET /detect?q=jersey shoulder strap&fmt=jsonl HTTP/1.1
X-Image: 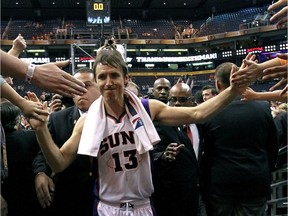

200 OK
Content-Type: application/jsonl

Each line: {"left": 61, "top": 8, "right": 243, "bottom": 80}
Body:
{"left": 141, "top": 98, "right": 151, "bottom": 117}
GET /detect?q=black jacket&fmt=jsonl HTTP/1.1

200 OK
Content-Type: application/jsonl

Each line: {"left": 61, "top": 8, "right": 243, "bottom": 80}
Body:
{"left": 2, "top": 130, "right": 41, "bottom": 216}
{"left": 33, "top": 106, "right": 95, "bottom": 216}
{"left": 200, "top": 98, "right": 279, "bottom": 198}
{"left": 152, "top": 121, "right": 203, "bottom": 216}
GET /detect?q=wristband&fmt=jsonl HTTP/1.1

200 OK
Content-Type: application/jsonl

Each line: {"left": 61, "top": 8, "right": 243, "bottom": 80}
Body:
{"left": 25, "top": 63, "right": 36, "bottom": 84}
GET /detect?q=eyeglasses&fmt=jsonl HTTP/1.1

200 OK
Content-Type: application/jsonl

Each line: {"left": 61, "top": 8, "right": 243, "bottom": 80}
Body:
{"left": 168, "top": 97, "right": 192, "bottom": 103}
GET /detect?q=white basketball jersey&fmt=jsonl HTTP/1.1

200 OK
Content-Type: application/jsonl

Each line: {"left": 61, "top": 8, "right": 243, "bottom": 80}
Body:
{"left": 96, "top": 113, "right": 154, "bottom": 203}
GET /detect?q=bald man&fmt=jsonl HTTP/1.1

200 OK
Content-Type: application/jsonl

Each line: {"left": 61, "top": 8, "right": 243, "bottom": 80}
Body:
{"left": 152, "top": 83, "right": 206, "bottom": 216}
{"left": 152, "top": 78, "right": 171, "bottom": 104}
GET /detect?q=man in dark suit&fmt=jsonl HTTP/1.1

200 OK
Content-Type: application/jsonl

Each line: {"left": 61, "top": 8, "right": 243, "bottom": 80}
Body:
{"left": 201, "top": 62, "right": 279, "bottom": 216}
{"left": 152, "top": 82, "right": 206, "bottom": 216}
{"left": 33, "top": 67, "right": 101, "bottom": 216}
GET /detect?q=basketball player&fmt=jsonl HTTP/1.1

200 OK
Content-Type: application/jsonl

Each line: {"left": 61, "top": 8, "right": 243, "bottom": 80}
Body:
{"left": 28, "top": 45, "right": 252, "bottom": 216}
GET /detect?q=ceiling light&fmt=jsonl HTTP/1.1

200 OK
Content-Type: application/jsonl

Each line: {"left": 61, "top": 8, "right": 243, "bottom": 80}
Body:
{"left": 26, "top": 49, "right": 46, "bottom": 53}
{"left": 192, "top": 61, "right": 213, "bottom": 66}
{"left": 162, "top": 49, "right": 188, "bottom": 52}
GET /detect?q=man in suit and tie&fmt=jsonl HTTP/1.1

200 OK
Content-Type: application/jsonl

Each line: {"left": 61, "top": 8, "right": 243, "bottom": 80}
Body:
{"left": 152, "top": 82, "right": 206, "bottom": 216}
{"left": 32, "top": 67, "right": 101, "bottom": 216}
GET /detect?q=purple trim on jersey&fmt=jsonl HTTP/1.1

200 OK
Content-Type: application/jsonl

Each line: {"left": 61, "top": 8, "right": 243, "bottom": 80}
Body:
{"left": 93, "top": 178, "right": 100, "bottom": 216}
{"left": 141, "top": 98, "right": 151, "bottom": 117}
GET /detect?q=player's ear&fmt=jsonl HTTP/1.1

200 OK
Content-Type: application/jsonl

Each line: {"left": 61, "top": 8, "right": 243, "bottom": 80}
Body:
{"left": 124, "top": 75, "right": 129, "bottom": 86}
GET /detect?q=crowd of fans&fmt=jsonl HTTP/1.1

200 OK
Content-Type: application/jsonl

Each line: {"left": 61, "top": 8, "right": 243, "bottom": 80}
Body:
{"left": 1, "top": 0, "right": 287, "bottom": 215}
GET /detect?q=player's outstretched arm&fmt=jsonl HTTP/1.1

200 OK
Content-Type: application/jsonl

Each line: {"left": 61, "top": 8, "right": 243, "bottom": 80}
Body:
{"left": 150, "top": 65, "right": 244, "bottom": 125}
{"left": 27, "top": 92, "right": 82, "bottom": 173}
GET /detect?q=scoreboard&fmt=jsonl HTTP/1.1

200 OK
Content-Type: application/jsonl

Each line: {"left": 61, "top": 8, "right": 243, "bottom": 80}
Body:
{"left": 86, "top": 0, "right": 110, "bottom": 25}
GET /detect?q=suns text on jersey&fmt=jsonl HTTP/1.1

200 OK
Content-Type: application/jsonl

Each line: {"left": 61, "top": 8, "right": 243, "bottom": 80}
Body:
{"left": 99, "top": 131, "right": 135, "bottom": 155}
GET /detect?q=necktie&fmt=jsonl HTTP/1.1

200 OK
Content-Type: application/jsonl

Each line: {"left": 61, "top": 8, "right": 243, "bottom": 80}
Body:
{"left": 185, "top": 125, "right": 193, "bottom": 145}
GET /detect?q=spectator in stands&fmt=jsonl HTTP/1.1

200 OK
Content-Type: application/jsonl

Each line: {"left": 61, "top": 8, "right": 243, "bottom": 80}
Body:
{"left": 47, "top": 31, "right": 55, "bottom": 40}
{"left": 268, "top": 0, "right": 288, "bottom": 29}
{"left": 33, "top": 67, "right": 101, "bottom": 216}
{"left": 200, "top": 62, "right": 279, "bottom": 216}
{"left": 152, "top": 78, "right": 171, "bottom": 104}
{"left": 1, "top": 101, "right": 42, "bottom": 216}
{"left": 184, "top": 23, "right": 195, "bottom": 38}
{"left": 171, "top": 21, "right": 183, "bottom": 39}
{"left": 35, "top": 22, "right": 43, "bottom": 29}
{"left": 153, "top": 82, "right": 207, "bottom": 216}
{"left": 1, "top": 50, "right": 87, "bottom": 97}
{"left": 27, "top": 46, "right": 252, "bottom": 216}
{"left": 201, "top": 85, "right": 218, "bottom": 101}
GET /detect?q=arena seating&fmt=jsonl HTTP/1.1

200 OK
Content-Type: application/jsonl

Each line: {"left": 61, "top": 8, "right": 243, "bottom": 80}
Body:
{"left": 1, "top": 5, "right": 271, "bottom": 41}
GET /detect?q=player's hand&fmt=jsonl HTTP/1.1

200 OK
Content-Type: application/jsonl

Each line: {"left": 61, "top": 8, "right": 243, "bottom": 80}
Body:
{"left": 20, "top": 91, "right": 49, "bottom": 122}
{"left": 231, "top": 60, "right": 261, "bottom": 87}
{"left": 25, "top": 91, "right": 49, "bottom": 129}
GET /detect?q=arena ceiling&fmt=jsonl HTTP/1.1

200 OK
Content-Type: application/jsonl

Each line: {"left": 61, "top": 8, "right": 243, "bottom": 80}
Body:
{"left": 2, "top": 0, "right": 272, "bottom": 20}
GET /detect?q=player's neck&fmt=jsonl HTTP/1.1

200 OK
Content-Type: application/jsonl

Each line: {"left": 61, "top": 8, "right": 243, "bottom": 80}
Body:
{"left": 104, "top": 99, "right": 125, "bottom": 119}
